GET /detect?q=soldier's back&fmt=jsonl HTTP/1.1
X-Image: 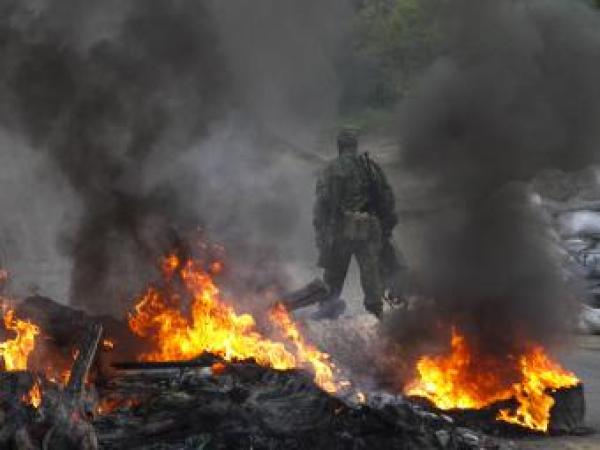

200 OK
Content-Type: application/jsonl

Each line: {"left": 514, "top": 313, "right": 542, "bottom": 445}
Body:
{"left": 327, "top": 155, "right": 371, "bottom": 213}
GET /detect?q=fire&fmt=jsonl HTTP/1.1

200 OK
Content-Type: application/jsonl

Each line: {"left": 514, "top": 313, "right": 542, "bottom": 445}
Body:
{"left": 405, "top": 328, "right": 579, "bottom": 432}
{"left": 269, "top": 303, "right": 337, "bottom": 393}
{"left": 211, "top": 361, "right": 227, "bottom": 376}
{"left": 102, "top": 339, "right": 115, "bottom": 350}
{"left": 129, "top": 254, "right": 339, "bottom": 392}
{"left": 356, "top": 391, "right": 367, "bottom": 404}
{"left": 48, "top": 368, "right": 72, "bottom": 386}
{"left": 97, "top": 397, "right": 141, "bottom": 415}
{"left": 497, "top": 346, "right": 580, "bottom": 431}
{"left": 23, "top": 380, "right": 42, "bottom": 409}
{"left": 405, "top": 330, "right": 515, "bottom": 410}
{"left": 0, "top": 308, "right": 40, "bottom": 371}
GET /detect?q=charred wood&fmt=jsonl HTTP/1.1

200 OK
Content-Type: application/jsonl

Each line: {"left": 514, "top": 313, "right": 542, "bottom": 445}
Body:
{"left": 93, "top": 362, "right": 507, "bottom": 450}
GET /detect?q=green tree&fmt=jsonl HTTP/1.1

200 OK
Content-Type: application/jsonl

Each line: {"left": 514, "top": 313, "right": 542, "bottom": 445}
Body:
{"left": 354, "top": 0, "right": 441, "bottom": 104}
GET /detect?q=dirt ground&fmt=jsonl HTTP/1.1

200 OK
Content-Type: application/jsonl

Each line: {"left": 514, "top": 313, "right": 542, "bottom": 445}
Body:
{"left": 512, "top": 335, "right": 600, "bottom": 450}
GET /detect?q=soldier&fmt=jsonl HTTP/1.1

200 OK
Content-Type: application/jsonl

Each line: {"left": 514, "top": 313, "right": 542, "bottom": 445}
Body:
{"left": 313, "top": 129, "right": 399, "bottom": 319}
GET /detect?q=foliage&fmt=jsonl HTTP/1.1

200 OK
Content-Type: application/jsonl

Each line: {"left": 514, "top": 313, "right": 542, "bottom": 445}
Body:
{"left": 353, "top": 0, "right": 442, "bottom": 105}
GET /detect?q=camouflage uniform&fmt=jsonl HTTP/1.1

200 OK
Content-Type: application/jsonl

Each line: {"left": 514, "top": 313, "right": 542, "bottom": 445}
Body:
{"left": 313, "top": 130, "right": 398, "bottom": 318}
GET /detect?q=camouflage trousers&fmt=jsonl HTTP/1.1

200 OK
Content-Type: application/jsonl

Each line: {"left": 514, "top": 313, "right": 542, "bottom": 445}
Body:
{"left": 320, "top": 235, "right": 384, "bottom": 317}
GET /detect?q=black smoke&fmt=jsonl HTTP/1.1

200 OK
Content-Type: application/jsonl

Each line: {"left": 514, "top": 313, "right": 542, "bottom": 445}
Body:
{"left": 392, "top": 0, "right": 600, "bottom": 354}
{"left": 0, "top": 0, "right": 352, "bottom": 314}
{"left": 0, "top": 0, "right": 233, "bottom": 314}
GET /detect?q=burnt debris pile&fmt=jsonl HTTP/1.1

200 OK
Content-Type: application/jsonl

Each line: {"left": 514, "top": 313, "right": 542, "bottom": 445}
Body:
{"left": 0, "top": 296, "right": 511, "bottom": 450}
{"left": 93, "top": 361, "right": 507, "bottom": 450}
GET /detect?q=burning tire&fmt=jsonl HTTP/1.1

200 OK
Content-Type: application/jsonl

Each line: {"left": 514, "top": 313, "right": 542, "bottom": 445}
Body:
{"left": 408, "top": 383, "right": 586, "bottom": 436}
{"left": 548, "top": 383, "right": 585, "bottom": 434}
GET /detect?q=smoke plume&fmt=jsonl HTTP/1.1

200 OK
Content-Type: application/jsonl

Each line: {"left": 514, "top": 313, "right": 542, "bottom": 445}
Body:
{"left": 0, "top": 0, "right": 350, "bottom": 314}
{"left": 393, "top": 0, "right": 600, "bottom": 353}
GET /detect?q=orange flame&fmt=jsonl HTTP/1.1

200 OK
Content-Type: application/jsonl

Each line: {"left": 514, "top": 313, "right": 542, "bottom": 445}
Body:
{"left": 211, "top": 361, "right": 227, "bottom": 376}
{"left": 497, "top": 346, "right": 580, "bottom": 431}
{"left": 45, "top": 367, "right": 71, "bottom": 386}
{"left": 102, "top": 339, "right": 115, "bottom": 350}
{"left": 405, "top": 328, "right": 579, "bottom": 432}
{"left": 129, "top": 254, "right": 339, "bottom": 392}
{"left": 269, "top": 303, "right": 337, "bottom": 393}
{"left": 97, "top": 397, "right": 141, "bottom": 415}
{"left": 23, "top": 380, "right": 42, "bottom": 409}
{"left": 0, "top": 308, "right": 40, "bottom": 371}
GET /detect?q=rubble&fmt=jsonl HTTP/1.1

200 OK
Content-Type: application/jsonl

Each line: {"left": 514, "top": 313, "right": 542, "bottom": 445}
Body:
{"left": 41, "top": 323, "right": 103, "bottom": 450}
{"left": 94, "top": 361, "right": 506, "bottom": 450}
{"left": 0, "top": 321, "right": 103, "bottom": 449}
{"left": 15, "top": 295, "right": 140, "bottom": 355}
{"left": 0, "top": 297, "right": 509, "bottom": 449}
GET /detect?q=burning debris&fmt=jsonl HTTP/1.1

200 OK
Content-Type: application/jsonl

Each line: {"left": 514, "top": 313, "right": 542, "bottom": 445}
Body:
{"left": 127, "top": 252, "right": 341, "bottom": 393}
{"left": 93, "top": 357, "right": 508, "bottom": 450}
{"left": 0, "top": 212, "right": 588, "bottom": 447}
{"left": 22, "top": 379, "right": 42, "bottom": 409}
{"left": 404, "top": 328, "right": 582, "bottom": 433}
{"left": 0, "top": 307, "right": 40, "bottom": 372}
{"left": 0, "top": 242, "right": 520, "bottom": 449}
{"left": 0, "top": 315, "right": 102, "bottom": 449}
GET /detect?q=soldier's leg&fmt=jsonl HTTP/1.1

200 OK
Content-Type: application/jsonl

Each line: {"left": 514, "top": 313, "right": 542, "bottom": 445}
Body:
{"left": 355, "top": 237, "right": 384, "bottom": 318}
{"left": 380, "top": 239, "right": 408, "bottom": 302}
{"left": 322, "top": 245, "right": 352, "bottom": 302}
{"left": 312, "top": 246, "right": 352, "bottom": 320}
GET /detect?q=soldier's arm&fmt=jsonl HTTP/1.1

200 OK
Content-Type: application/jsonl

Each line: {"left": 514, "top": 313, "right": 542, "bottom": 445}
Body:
{"left": 374, "top": 163, "right": 398, "bottom": 236}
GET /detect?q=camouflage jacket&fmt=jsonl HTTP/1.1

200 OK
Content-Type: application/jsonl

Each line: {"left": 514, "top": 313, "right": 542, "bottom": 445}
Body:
{"left": 313, "top": 152, "right": 398, "bottom": 248}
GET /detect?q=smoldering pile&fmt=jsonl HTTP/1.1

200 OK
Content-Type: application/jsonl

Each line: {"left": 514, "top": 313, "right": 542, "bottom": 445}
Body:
{"left": 0, "top": 295, "right": 510, "bottom": 450}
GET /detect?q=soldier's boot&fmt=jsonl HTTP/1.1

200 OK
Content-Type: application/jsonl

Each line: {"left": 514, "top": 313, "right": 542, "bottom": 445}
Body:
{"left": 311, "top": 297, "right": 346, "bottom": 321}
